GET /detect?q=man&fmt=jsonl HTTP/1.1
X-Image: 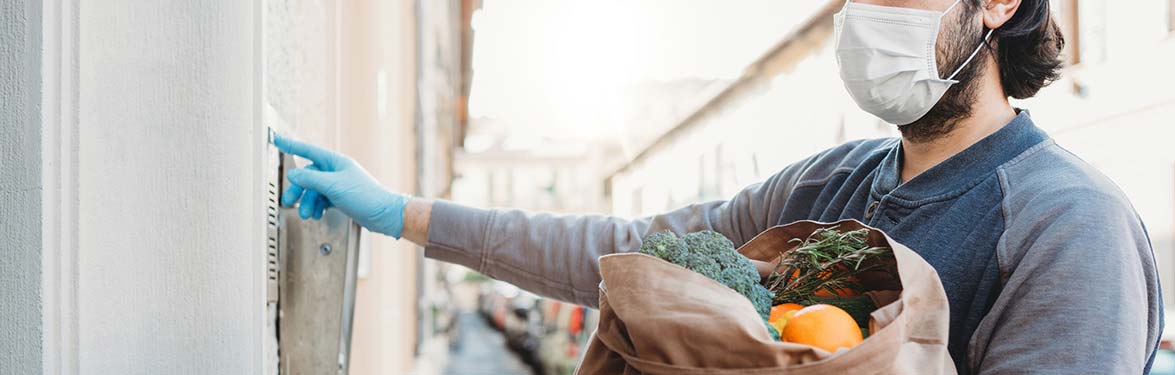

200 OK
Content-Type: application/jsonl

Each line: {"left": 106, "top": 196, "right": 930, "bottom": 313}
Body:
{"left": 275, "top": 0, "right": 1162, "bottom": 373}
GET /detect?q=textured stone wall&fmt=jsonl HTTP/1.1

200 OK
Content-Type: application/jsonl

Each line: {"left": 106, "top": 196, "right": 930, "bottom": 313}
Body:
{"left": 0, "top": 0, "right": 43, "bottom": 371}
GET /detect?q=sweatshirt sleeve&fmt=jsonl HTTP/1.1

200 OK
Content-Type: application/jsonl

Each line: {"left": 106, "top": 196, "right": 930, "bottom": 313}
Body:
{"left": 422, "top": 161, "right": 806, "bottom": 308}
{"left": 970, "top": 175, "right": 1162, "bottom": 373}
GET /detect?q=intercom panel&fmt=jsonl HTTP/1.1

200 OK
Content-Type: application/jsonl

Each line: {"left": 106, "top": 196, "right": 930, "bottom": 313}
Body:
{"left": 265, "top": 129, "right": 361, "bottom": 375}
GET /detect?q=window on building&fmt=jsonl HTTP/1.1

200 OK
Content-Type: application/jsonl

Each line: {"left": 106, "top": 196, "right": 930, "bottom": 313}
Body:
{"left": 1077, "top": 0, "right": 1108, "bottom": 64}
{"left": 1169, "top": 0, "right": 1175, "bottom": 32}
{"left": 1057, "top": 0, "right": 1082, "bottom": 66}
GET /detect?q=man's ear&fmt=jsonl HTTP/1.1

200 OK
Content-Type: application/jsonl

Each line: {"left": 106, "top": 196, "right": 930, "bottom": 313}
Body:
{"left": 982, "top": 0, "right": 1021, "bottom": 29}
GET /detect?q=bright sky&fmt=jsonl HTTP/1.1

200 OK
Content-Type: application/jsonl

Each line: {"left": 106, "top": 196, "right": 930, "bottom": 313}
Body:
{"left": 467, "top": 0, "right": 827, "bottom": 142}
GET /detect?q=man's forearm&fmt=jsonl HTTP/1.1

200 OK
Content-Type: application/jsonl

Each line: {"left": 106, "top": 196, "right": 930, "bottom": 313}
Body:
{"left": 401, "top": 197, "right": 433, "bottom": 245}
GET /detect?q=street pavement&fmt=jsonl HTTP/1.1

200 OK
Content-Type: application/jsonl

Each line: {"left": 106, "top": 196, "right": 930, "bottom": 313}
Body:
{"left": 443, "top": 311, "right": 535, "bottom": 375}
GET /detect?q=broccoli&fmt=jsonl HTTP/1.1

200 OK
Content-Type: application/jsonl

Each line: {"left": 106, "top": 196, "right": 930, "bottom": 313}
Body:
{"left": 639, "top": 230, "right": 779, "bottom": 340}
{"left": 682, "top": 231, "right": 733, "bottom": 258}
{"left": 640, "top": 231, "right": 691, "bottom": 265}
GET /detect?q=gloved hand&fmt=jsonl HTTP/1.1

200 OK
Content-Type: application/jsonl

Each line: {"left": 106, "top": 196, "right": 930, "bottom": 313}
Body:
{"left": 273, "top": 133, "right": 408, "bottom": 239}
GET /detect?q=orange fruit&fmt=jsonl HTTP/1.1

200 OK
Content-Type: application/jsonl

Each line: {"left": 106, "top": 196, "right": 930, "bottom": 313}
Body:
{"left": 769, "top": 310, "right": 799, "bottom": 333}
{"left": 769, "top": 303, "right": 804, "bottom": 322}
{"left": 768, "top": 303, "right": 805, "bottom": 333}
{"left": 780, "top": 304, "right": 863, "bottom": 353}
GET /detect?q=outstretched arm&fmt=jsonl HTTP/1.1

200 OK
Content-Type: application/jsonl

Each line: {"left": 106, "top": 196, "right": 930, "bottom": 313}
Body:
{"left": 419, "top": 170, "right": 804, "bottom": 307}
{"left": 275, "top": 133, "right": 801, "bottom": 307}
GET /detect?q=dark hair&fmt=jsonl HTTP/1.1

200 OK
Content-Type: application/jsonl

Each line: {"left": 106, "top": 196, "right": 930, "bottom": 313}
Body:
{"left": 970, "top": 0, "right": 1066, "bottom": 99}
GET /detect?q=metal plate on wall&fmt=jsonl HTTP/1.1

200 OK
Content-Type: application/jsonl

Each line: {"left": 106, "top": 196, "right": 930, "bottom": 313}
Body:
{"left": 278, "top": 197, "right": 360, "bottom": 374}
{"left": 265, "top": 132, "right": 282, "bottom": 303}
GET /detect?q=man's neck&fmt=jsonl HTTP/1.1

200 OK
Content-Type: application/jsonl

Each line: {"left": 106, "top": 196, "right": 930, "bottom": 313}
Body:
{"left": 899, "top": 68, "right": 1018, "bottom": 184}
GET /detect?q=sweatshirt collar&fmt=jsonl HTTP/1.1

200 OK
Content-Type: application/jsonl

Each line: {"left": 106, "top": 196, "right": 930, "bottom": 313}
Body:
{"left": 871, "top": 110, "right": 1049, "bottom": 205}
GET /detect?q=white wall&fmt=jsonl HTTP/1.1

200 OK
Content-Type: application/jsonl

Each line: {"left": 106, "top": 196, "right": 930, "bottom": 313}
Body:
{"left": 0, "top": 0, "right": 43, "bottom": 372}
{"left": 74, "top": 1, "right": 259, "bottom": 373}
{"left": 5, "top": 0, "right": 449, "bottom": 373}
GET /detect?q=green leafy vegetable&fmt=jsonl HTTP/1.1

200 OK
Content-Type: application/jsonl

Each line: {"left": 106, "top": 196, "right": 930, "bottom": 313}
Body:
{"left": 639, "top": 230, "right": 779, "bottom": 340}
{"left": 764, "top": 226, "right": 894, "bottom": 306}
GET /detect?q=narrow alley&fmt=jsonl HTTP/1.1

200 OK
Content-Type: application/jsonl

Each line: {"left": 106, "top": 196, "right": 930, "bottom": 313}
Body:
{"left": 444, "top": 311, "right": 534, "bottom": 375}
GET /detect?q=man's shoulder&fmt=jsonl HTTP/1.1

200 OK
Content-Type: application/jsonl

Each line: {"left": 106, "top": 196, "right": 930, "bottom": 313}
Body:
{"left": 982, "top": 142, "right": 1161, "bottom": 375}
{"left": 998, "top": 140, "right": 1134, "bottom": 215}
{"left": 996, "top": 141, "right": 1144, "bottom": 259}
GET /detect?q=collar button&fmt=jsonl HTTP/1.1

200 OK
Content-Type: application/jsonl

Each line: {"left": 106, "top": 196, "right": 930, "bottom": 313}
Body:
{"left": 865, "top": 201, "right": 880, "bottom": 220}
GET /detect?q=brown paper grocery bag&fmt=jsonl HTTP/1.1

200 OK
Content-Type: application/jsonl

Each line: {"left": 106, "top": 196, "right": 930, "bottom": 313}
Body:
{"left": 575, "top": 219, "right": 955, "bottom": 375}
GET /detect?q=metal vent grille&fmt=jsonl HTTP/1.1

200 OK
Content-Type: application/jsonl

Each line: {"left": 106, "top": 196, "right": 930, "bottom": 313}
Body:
{"left": 266, "top": 129, "right": 282, "bottom": 303}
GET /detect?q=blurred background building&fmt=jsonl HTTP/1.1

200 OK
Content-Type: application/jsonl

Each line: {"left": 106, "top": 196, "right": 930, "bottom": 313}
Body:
{"left": 3, "top": 0, "right": 1175, "bottom": 374}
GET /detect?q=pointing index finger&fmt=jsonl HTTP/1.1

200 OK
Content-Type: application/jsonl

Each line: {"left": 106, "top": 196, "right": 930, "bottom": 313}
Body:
{"left": 273, "top": 133, "right": 335, "bottom": 167}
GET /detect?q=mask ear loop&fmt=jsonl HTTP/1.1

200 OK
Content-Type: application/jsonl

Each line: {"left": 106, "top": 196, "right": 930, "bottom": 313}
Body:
{"left": 946, "top": 28, "right": 995, "bottom": 81}
{"left": 943, "top": 0, "right": 965, "bottom": 14}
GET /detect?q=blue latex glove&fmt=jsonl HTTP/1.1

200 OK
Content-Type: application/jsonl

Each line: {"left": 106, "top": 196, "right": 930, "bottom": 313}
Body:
{"left": 273, "top": 133, "right": 407, "bottom": 239}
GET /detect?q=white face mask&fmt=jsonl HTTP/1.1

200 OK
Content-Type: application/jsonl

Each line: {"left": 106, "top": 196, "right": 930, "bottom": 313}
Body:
{"left": 834, "top": 0, "right": 993, "bottom": 126}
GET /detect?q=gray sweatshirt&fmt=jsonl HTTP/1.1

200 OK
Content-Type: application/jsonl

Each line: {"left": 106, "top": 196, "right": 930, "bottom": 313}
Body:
{"left": 424, "top": 112, "right": 1162, "bottom": 374}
